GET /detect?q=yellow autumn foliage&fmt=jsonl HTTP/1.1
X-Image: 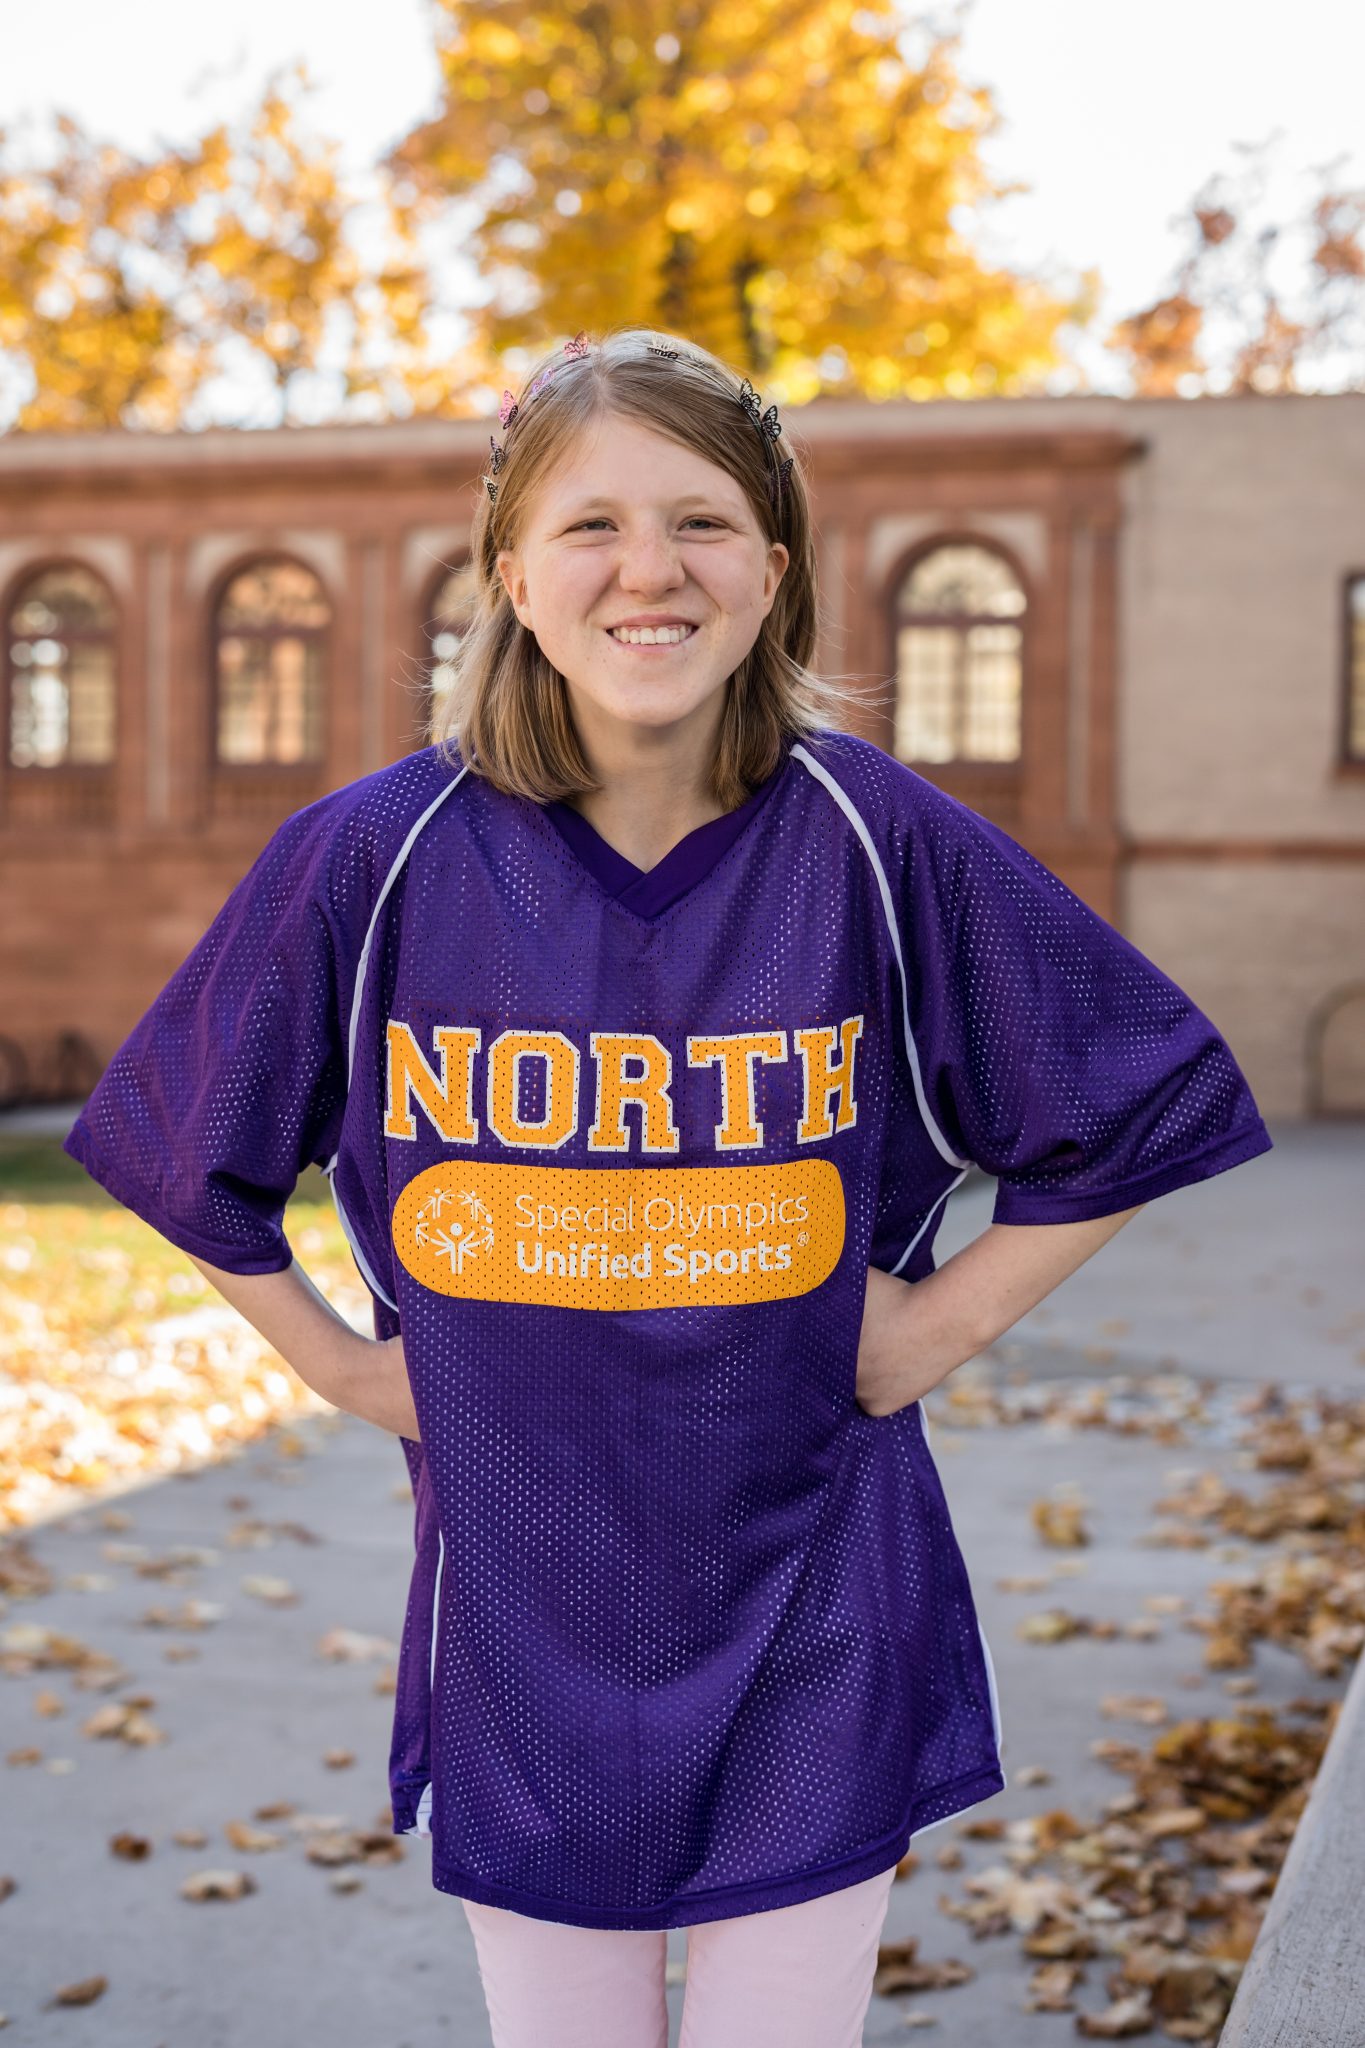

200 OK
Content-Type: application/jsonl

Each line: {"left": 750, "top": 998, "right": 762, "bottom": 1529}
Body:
{"left": 0, "top": 69, "right": 439, "bottom": 432}
{"left": 390, "top": 0, "right": 1096, "bottom": 399}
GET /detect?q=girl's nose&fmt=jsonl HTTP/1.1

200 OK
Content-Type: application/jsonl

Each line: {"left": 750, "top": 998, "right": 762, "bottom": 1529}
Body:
{"left": 615, "top": 531, "right": 686, "bottom": 588}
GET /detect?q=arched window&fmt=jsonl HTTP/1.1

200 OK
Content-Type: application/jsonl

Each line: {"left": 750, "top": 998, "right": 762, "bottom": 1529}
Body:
{"left": 214, "top": 558, "right": 328, "bottom": 765}
{"left": 417, "top": 560, "right": 478, "bottom": 743}
{"left": 1310, "top": 983, "right": 1365, "bottom": 1117}
{"left": 7, "top": 564, "right": 116, "bottom": 770}
{"left": 892, "top": 542, "right": 1025, "bottom": 764}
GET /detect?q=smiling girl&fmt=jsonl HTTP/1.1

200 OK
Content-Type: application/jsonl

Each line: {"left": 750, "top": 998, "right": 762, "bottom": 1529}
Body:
{"left": 64, "top": 326, "right": 1273, "bottom": 2046}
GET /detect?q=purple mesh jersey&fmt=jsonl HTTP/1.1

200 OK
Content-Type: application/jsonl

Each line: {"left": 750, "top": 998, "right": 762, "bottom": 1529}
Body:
{"left": 63, "top": 728, "right": 1273, "bottom": 1930}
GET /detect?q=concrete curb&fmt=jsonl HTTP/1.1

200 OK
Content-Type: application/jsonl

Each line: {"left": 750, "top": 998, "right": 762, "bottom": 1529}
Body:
{"left": 1218, "top": 1648, "right": 1365, "bottom": 2047}
{"left": 0, "top": 1100, "right": 83, "bottom": 1135}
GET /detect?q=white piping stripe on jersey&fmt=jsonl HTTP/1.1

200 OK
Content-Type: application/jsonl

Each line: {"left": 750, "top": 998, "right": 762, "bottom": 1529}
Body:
{"left": 788, "top": 744, "right": 972, "bottom": 1175}
{"left": 917, "top": 1401, "right": 1007, "bottom": 1779}
{"left": 888, "top": 1168, "right": 971, "bottom": 1279}
{"left": 311, "top": 761, "right": 466, "bottom": 1838}
{"left": 323, "top": 1158, "right": 399, "bottom": 1312}
{"left": 344, "top": 759, "right": 474, "bottom": 1088}
{"left": 322, "top": 757, "right": 473, "bottom": 1315}
{"left": 976, "top": 1616, "right": 1005, "bottom": 1756}
{"left": 413, "top": 1526, "right": 446, "bottom": 1837}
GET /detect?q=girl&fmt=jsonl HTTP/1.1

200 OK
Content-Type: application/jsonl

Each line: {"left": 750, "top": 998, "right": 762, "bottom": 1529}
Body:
{"left": 64, "top": 326, "right": 1274, "bottom": 2047}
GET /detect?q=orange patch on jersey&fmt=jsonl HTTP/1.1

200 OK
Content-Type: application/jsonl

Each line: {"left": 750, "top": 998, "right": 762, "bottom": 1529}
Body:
{"left": 391, "top": 1159, "right": 846, "bottom": 1309}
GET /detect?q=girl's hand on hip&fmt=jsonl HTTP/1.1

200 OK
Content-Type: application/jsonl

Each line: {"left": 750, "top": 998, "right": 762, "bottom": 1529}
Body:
{"left": 338, "top": 1331, "right": 421, "bottom": 1442}
{"left": 854, "top": 1264, "right": 960, "bottom": 1418}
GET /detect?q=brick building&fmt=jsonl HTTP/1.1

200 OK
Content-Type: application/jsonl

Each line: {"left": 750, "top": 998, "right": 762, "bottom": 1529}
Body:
{"left": 2, "top": 390, "right": 1363, "bottom": 1119}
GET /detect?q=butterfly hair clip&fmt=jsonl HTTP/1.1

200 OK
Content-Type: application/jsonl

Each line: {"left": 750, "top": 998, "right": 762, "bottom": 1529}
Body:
{"left": 483, "top": 333, "right": 592, "bottom": 502}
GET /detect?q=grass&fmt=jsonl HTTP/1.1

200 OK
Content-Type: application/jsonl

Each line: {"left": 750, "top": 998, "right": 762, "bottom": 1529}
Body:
{"left": 0, "top": 1133, "right": 335, "bottom": 1210}
{"left": 0, "top": 1135, "right": 365, "bottom": 1530}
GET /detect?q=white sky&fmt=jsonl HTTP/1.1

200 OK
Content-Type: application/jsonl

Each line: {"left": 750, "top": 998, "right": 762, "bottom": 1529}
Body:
{"left": 4, "top": 0, "right": 1362, "bottom": 396}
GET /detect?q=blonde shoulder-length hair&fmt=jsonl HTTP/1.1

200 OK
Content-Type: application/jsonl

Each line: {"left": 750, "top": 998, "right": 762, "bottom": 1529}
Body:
{"left": 428, "top": 324, "right": 866, "bottom": 812}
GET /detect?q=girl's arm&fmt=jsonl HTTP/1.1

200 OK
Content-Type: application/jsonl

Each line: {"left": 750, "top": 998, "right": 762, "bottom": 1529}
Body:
{"left": 190, "top": 1206, "right": 1141, "bottom": 1435}
{"left": 856, "top": 1206, "right": 1144, "bottom": 1416}
{"left": 186, "top": 1255, "right": 420, "bottom": 1441}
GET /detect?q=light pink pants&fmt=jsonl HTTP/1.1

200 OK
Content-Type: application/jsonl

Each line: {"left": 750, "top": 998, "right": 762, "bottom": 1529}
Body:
{"left": 460, "top": 1863, "right": 899, "bottom": 2048}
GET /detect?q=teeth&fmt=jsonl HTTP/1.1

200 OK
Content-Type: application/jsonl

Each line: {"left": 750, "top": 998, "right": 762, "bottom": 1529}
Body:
{"left": 608, "top": 624, "right": 697, "bottom": 645}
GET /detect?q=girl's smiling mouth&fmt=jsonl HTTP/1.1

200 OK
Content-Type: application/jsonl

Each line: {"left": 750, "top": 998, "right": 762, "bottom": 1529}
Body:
{"left": 606, "top": 623, "right": 699, "bottom": 647}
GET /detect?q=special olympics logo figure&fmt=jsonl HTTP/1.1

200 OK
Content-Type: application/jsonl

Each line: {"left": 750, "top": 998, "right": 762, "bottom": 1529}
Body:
{"left": 413, "top": 1186, "right": 495, "bottom": 1274}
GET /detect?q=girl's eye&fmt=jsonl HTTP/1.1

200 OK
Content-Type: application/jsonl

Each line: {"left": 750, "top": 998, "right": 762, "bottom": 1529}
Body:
{"left": 570, "top": 517, "right": 722, "bottom": 533}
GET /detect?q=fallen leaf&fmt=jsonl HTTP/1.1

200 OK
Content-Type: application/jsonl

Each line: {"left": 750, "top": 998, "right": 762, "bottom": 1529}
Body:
{"left": 315, "top": 1628, "right": 396, "bottom": 1663}
{"left": 1075, "top": 1993, "right": 1154, "bottom": 2037}
{"left": 1018, "top": 1609, "right": 1087, "bottom": 1643}
{"left": 139, "top": 1599, "right": 224, "bottom": 1630}
{"left": 81, "top": 1702, "right": 166, "bottom": 1746}
{"left": 180, "top": 1868, "right": 257, "bottom": 1901}
{"left": 48, "top": 1976, "right": 107, "bottom": 2008}
{"left": 109, "top": 1832, "right": 152, "bottom": 1860}
{"left": 1032, "top": 1498, "right": 1091, "bottom": 1548}
{"left": 304, "top": 1822, "right": 405, "bottom": 1868}
{"left": 1203, "top": 1632, "right": 1253, "bottom": 1672}
{"left": 1101, "top": 1696, "right": 1169, "bottom": 1728}
{"left": 1026, "top": 1960, "right": 1081, "bottom": 2011}
{"left": 135, "top": 1546, "right": 218, "bottom": 1577}
{"left": 873, "top": 1936, "right": 974, "bottom": 1996}
{"left": 223, "top": 1820, "right": 285, "bottom": 1852}
{"left": 1137, "top": 1806, "right": 1207, "bottom": 1839}
{"left": 241, "top": 1575, "right": 297, "bottom": 1605}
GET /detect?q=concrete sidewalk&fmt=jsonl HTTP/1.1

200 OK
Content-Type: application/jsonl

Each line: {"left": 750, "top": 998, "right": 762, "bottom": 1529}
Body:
{"left": 2, "top": 1119, "right": 1360, "bottom": 2044}
{"left": 940, "top": 1118, "right": 1361, "bottom": 1392}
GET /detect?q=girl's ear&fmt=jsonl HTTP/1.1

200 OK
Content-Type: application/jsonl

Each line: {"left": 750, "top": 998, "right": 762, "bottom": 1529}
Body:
{"left": 496, "top": 549, "right": 529, "bottom": 625}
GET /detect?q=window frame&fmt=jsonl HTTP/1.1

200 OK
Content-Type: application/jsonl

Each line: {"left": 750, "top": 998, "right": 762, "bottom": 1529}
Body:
{"left": 208, "top": 551, "right": 332, "bottom": 776}
{"left": 3, "top": 556, "right": 119, "bottom": 776}
{"left": 883, "top": 531, "right": 1031, "bottom": 776}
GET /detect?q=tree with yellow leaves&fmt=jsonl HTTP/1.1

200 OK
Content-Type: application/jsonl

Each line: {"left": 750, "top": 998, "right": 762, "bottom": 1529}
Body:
{"left": 0, "top": 69, "right": 437, "bottom": 433}
{"left": 389, "top": 0, "right": 1096, "bottom": 401}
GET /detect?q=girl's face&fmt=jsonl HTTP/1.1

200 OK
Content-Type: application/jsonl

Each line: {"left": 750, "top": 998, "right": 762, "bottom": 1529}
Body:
{"left": 496, "top": 411, "right": 789, "bottom": 750}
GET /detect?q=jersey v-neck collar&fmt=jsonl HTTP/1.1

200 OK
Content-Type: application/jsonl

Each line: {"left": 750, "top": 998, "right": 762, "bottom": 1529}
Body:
{"left": 539, "top": 744, "right": 793, "bottom": 920}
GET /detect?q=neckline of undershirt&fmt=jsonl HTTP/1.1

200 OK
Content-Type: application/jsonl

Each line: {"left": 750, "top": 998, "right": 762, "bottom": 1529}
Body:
{"left": 541, "top": 744, "right": 793, "bottom": 920}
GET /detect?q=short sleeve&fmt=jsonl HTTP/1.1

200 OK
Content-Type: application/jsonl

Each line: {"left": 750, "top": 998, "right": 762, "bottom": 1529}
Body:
{"left": 62, "top": 794, "right": 353, "bottom": 1274}
{"left": 901, "top": 791, "right": 1273, "bottom": 1225}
